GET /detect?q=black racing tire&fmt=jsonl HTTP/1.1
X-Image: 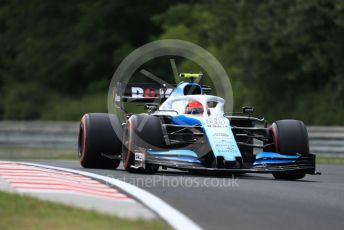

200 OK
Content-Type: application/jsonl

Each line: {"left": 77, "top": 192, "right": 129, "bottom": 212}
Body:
{"left": 270, "top": 119, "right": 309, "bottom": 180}
{"left": 122, "top": 114, "right": 165, "bottom": 174}
{"left": 78, "top": 113, "right": 122, "bottom": 169}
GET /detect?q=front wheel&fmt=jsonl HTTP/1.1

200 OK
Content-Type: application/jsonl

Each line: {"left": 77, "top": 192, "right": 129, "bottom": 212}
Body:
{"left": 269, "top": 119, "right": 309, "bottom": 180}
{"left": 122, "top": 115, "right": 165, "bottom": 174}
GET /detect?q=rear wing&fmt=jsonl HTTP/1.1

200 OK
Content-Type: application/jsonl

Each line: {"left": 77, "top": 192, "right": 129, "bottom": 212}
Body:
{"left": 113, "top": 82, "right": 174, "bottom": 104}
{"left": 113, "top": 82, "right": 212, "bottom": 104}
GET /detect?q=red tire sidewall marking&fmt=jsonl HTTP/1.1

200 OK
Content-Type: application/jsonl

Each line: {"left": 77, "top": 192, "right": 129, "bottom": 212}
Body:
{"left": 271, "top": 123, "right": 279, "bottom": 153}
{"left": 80, "top": 115, "right": 87, "bottom": 163}
{"left": 123, "top": 118, "right": 134, "bottom": 169}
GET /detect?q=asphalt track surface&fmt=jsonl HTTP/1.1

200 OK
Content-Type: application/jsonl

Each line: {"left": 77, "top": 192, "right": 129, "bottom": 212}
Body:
{"left": 25, "top": 160, "right": 344, "bottom": 230}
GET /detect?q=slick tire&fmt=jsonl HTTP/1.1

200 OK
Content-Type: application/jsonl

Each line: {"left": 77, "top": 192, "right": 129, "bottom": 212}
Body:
{"left": 79, "top": 113, "right": 122, "bottom": 169}
{"left": 270, "top": 119, "right": 309, "bottom": 180}
{"left": 122, "top": 114, "right": 165, "bottom": 174}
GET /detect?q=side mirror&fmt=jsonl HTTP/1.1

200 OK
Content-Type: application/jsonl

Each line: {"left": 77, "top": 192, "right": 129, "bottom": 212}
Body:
{"left": 242, "top": 106, "right": 254, "bottom": 114}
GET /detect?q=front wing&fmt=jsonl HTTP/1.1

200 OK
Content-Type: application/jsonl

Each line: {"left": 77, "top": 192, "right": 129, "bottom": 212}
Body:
{"left": 134, "top": 150, "right": 318, "bottom": 175}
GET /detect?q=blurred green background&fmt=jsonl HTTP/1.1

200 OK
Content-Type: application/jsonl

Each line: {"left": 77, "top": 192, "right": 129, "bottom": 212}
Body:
{"left": 0, "top": 0, "right": 343, "bottom": 124}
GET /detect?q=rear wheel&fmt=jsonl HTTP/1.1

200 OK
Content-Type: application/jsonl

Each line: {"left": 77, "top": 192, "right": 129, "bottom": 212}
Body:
{"left": 269, "top": 119, "right": 309, "bottom": 180}
{"left": 122, "top": 114, "right": 165, "bottom": 173}
{"left": 79, "top": 113, "right": 122, "bottom": 169}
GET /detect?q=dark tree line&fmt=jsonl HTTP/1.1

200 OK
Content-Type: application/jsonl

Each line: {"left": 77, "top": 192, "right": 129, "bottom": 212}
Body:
{"left": 0, "top": 0, "right": 343, "bottom": 124}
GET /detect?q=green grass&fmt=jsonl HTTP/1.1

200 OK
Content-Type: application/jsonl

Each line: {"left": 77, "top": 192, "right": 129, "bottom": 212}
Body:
{"left": 317, "top": 156, "right": 344, "bottom": 165}
{"left": 0, "top": 147, "right": 78, "bottom": 160}
{"left": 0, "top": 191, "right": 169, "bottom": 230}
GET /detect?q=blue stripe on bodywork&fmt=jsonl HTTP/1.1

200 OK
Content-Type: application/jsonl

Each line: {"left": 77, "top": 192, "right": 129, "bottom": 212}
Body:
{"left": 254, "top": 159, "right": 296, "bottom": 165}
{"left": 171, "top": 115, "right": 201, "bottom": 126}
{"left": 254, "top": 152, "right": 300, "bottom": 165}
{"left": 146, "top": 150, "right": 201, "bottom": 163}
{"left": 147, "top": 149, "right": 198, "bottom": 157}
{"left": 256, "top": 152, "right": 301, "bottom": 160}
{"left": 149, "top": 156, "right": 201, "bottom": 163}
{"left": 171, "top": 82, "right": 203, "bottom": 97}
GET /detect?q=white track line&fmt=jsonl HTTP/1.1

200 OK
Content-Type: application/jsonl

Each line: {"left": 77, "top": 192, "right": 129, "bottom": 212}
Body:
{"left": 18, "top": 161, "right": 202, "bottom": 230}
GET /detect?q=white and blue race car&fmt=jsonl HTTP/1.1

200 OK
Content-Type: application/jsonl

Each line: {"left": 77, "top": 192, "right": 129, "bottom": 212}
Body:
{"left": 78, "top": 73, "right": 318, "bottom": 180}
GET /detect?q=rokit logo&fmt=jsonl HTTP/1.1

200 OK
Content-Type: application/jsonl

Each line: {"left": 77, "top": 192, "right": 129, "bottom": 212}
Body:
{"left": 206, "top": 116, "right": 228, "bottom": 127}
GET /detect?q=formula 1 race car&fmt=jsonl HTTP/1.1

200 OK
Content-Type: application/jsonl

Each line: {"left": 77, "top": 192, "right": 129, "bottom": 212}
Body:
{"left": 78, "top": 73, "right": 318, "bottom": 180}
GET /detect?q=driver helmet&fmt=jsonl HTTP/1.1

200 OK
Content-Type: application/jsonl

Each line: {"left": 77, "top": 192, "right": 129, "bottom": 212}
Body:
{"left": 185, "top": 101, "right": 204, "bottom": 114}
